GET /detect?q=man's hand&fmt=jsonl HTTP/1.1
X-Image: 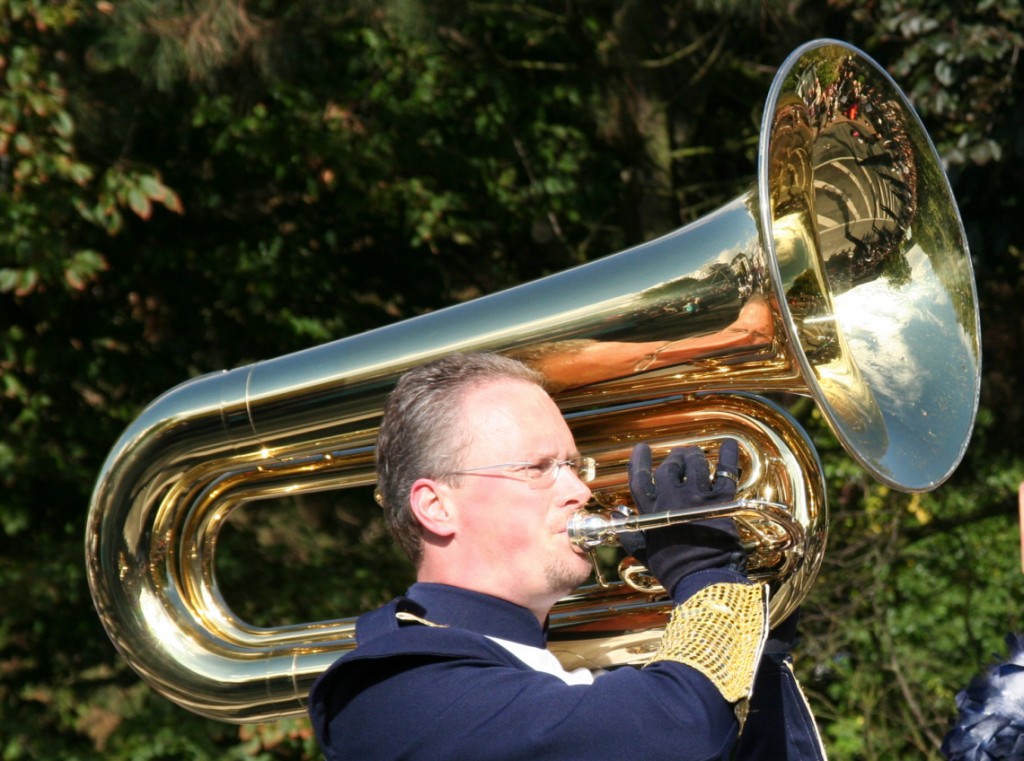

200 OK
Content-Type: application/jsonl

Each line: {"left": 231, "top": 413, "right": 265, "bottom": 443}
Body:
{"left": 624, "top": 441, "right": 745, "bottom": 598}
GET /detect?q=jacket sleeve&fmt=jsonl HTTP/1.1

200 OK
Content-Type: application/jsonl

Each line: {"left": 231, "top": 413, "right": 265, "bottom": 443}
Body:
{"left": 313, "top": 640, "right": 741, "bottom": 761}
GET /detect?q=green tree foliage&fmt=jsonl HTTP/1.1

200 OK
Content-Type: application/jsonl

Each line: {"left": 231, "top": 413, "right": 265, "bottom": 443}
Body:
{"left": 1, "top": 1, "right": 1022, "bottom": 758}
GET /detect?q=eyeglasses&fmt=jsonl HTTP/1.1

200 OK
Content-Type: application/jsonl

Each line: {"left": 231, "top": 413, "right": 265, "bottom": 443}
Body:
{"left": 443, "top": 455, "right": 596, "bottom": 489}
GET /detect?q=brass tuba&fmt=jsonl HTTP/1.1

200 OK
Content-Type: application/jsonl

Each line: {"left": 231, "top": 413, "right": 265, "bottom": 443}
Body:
{"left": 85, "top": 39, "right": 980, "bottom": 722}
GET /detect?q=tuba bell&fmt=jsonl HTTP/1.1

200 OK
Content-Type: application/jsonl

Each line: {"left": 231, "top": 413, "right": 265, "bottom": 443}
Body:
{"left": 85, "top": 39, "right": 980, "bottom": 722}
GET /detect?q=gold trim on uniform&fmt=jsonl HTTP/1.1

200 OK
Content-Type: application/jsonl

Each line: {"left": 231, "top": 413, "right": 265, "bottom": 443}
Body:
{"left": 395, "top": 611, "right": 448, "bottom": 628}
{"left": 645, "top": 582, "right": 768, "bottom": 704}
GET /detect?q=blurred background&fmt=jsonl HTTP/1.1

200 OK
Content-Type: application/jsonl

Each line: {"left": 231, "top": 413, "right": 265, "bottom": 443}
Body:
{"left": 1, "top": 1, "right": 1022, "bottom": 758}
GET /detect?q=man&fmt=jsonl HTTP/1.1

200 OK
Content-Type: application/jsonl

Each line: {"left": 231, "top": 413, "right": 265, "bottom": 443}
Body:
{"left": 308, "top": 352, "right": 826, "bottom": 759}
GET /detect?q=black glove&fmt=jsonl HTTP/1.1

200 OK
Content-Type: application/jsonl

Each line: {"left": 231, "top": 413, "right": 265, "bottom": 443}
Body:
{"left": 624, "top": 440, "right": 745, "bottom": 598}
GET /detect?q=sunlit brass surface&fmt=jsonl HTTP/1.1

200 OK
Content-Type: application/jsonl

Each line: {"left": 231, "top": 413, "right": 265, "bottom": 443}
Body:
{"left": 85, "top": 40, "right": 979, "bottom": 722}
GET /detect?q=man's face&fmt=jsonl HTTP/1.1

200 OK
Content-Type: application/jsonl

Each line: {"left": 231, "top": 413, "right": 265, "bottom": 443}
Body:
{"left": 445, "top": 378, "right": 594, "bottom": 614}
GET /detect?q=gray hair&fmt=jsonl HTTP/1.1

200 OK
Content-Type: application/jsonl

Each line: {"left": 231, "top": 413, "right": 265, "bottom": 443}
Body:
{"left": 375, "top": 352, "right": 546, "bottom": 564}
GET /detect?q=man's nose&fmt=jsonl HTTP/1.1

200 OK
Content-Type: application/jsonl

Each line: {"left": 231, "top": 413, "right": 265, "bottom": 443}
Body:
{"left": 558, "top": 467, "right": 592, "bottom": 505}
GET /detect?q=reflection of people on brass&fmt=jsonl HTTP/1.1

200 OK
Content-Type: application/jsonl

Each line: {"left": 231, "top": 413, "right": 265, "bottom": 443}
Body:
{"left": 809, "top": 59, "right": 917, "bottom": 293}
{"left": 515, "top": 296, "right": 774, "bottom": 393}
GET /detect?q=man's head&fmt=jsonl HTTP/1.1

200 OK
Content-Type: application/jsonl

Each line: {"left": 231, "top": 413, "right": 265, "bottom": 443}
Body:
{"left": 375, "top": 352, "right": 546, "bottom": 563}
{"left": 375, "top": 352, "right": 594, "bottom": 617}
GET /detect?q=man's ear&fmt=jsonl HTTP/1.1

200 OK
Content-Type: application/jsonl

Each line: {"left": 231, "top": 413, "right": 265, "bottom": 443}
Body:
{"left": 409, "top": 477, "right": 457, "bottom": 538}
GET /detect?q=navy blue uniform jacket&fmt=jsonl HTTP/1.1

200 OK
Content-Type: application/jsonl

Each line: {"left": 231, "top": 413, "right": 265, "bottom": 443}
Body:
{"left": 308, "top": 572, "right": 825, "bottom": 760}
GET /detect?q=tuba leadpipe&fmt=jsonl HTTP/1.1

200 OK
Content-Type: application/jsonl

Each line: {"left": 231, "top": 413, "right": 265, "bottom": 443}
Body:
{"left": 567, "top": 498, "right": 803, "bottom": 552}
{"left": 85, "top": 39, "right": 979, "bottom": 722}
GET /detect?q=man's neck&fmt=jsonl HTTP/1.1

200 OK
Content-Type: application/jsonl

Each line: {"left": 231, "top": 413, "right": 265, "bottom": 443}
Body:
{"left": 415, "top": 566, "right": 554, "bottom": 626}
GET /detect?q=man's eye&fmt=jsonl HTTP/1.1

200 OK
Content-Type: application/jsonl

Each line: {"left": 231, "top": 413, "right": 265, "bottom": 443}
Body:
{"left": 525, "top": 458, "right": 555, "bottom": 479}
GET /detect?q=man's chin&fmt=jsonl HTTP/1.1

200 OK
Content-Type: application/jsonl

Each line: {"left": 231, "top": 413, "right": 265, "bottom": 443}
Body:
{"left": 545, "top": 554, "right": 593, "bottom": 597}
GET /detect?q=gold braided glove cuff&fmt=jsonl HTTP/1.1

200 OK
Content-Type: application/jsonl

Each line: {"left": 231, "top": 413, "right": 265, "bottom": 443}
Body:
{"left": 645, "top": 582, "right": 768, "bottom": 703}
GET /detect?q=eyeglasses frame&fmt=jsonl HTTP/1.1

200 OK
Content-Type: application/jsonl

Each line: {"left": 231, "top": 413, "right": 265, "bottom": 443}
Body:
{"left": 441, "top": 455, "right": 596, "bottom": 488}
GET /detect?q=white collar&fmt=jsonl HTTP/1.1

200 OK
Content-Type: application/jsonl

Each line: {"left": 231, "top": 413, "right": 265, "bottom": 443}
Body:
{"left": 486, "top": 636, "right": 596, "bottom": 685}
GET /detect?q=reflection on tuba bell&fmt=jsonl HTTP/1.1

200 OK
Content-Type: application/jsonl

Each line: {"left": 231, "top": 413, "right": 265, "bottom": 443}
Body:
{"left": 85, "top": 39, "right": 980, "bottom": 722}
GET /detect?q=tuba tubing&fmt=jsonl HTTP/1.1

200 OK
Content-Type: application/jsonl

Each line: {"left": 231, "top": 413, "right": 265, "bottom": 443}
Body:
{"left": 85, "top": 39, "right": 979, "bottom": 722}
{"left": 567, "top": 498, "right": 804, "bottom": 551}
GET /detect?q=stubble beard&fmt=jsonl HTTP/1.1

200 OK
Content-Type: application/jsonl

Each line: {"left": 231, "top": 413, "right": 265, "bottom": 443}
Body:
{"left": 544, "top": 550, "right": 592, "bottom": 598}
